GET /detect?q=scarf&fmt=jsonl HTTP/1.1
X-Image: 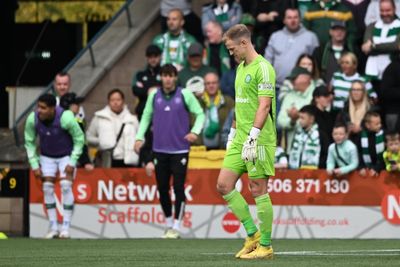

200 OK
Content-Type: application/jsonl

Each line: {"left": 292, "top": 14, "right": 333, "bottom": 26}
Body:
{"left": 361, "top": 129, "right": 385, "bottom": 166}
{"left": 365, "top": 18, "right": 400, "bottom": 80}
{"left": 203, "top": 91, "right": 224, "bottom": 141}
{"left": 161, "top": 32, "right": 186, "bottom": 67}
{"left": 318, "top": 0, "right": 341, "bottom": 10}
{"left": 289, "top": 123, "right": 321, "bottom": 169}
{"left": 213, "top": 3, "right": 229, "bottom": 24}
{"left": 205, "top": 44, "right": 231, "bottom": 75}
{"left": 203, "top": 90, "right": 223, "bottom": 108}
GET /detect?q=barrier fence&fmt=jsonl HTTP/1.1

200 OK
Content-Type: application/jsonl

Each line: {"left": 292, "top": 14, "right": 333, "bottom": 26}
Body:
{"left": 29, "top": 169, "right": 400, "bottom": 238}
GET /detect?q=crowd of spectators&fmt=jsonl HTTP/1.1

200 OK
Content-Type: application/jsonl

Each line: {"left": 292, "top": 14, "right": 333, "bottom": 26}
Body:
{"left": 24, "top": 0, "right": 400, "bottom": 240}
{"left": 40, "top": 0, "right": 400, "bottom": 176}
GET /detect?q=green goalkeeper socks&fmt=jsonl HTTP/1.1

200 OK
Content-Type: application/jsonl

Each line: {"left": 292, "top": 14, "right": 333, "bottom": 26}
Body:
{"left": 255, "top": 193, "right": 273, "bottom": 246}
{"left": 223, "top": 189, "right": 258, "bottom": 236}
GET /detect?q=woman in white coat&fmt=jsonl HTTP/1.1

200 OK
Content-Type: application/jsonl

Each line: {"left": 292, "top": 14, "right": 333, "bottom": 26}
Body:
{"left": 87, "top": 89, "right": 139, "bottom": 167}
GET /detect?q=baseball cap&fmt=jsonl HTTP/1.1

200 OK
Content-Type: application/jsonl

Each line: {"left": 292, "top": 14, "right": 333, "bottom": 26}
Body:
{"left": 288, "top": 67, "right": 311, "bottom": 80}
{"left": 241, "top": 13, "right": 256, "bottom": 26}
{"left": 145, "top": 44, "right": 161, "bottom": 57}
{"left": 330, "top": 20, "right": 346, "bottom": 29}
{"left": 188, "top": 43, "right": 203, "bottom": 57}
{"left": 60, "top": 92, "right": 84, "bottom": 110}
{"left": 313, "top": 85, "right": 331, "bottom": 97}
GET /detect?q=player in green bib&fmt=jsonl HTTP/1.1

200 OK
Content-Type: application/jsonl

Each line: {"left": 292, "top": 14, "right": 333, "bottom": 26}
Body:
{"left": 217, "top": 24, "right": 276, "bottom": 260}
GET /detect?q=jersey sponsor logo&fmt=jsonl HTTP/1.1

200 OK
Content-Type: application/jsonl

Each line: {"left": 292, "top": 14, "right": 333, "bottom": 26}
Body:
{"left": 258, "top": 83, "right": 273, "bottom": 91}
{"left": 245, "top": 74, "right": 252, "bottom": 83}
{"left": 235, "top": 97, "right": 250, "bottom": 103}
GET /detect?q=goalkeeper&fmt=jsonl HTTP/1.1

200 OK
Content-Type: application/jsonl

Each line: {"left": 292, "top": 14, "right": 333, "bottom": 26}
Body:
{"left": 217, "top": 24, "right": 276, "bottom": 260}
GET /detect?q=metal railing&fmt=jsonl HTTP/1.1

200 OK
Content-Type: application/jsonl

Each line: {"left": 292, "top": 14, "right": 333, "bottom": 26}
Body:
{"left": 12, "top": 0, "right": 134, "bottom": 146}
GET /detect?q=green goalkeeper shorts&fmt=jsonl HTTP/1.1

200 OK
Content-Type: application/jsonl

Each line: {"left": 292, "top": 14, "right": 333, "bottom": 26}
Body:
{"left": 222, "top": 142, "right": 276, "bottom": 179}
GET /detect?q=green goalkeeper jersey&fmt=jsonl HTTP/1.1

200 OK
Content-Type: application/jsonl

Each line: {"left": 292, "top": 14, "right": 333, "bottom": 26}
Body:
{"left": 234, "top": 55, "right": 276, "bottom": 146}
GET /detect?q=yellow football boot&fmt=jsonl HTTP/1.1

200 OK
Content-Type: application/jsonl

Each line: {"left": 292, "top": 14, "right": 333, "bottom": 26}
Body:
{"left": 240, "top": 244, "right": 274, "bottom": 260}
{"left": 235, "top": 231, "right": 261, "bottom": 258}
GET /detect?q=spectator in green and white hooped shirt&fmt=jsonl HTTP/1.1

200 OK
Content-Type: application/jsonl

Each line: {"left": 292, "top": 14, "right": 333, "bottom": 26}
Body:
{"left": 330, "top": 52, "right": 377, "bottom": 111}
{"left": 362, "top": 0, "right": 400, "bottom": 81}
{"left": 288, "top": 105, "right": 330, "bottom": 170}
{"left": 153, "top": 8, "right": 197, "bottom": 72}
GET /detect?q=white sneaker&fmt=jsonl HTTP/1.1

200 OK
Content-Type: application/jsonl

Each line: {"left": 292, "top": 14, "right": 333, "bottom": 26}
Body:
{"left": 59, "top": 230, "right": 70, "bottom": 239}
{"left": 168, "top": 229, "right": 180, "bottom": 239}
{"left": 161, "top": 228, "right": 172, "bottom": 239}
{"left": 161, "top": 228, "right": 180, "bottom": 239}
{"left": 44, "top": 230, "right": 59, "bottom": 239}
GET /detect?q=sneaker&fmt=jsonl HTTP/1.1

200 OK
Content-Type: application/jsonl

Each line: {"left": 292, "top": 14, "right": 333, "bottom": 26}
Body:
{"left": 235, "top": 231, "right": 260, "bottom": 258}
{"left": 161, "top": 228, "right": 171, "bottom": 239}
{"left": 161, "top": 228, "right": 180, "bottom": 239}
{"left": 59, "top": 230, "right": 70, "bottom": 239}
{"left": 44, "top": 230, "right": 59, "bottom": 239}
{"left": 167, "top": 229, "right": 180, "bottom": 239}
{"left": 240, "top": 244, "right": 274, "bottom": 260}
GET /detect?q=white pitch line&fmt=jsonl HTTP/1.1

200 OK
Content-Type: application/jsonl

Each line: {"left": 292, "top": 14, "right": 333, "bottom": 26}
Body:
{"left": 201, "top": 249, "right": 400, "bottom": 257}
{"left": 276, "top": 253, "right": 400, "bottom": 256}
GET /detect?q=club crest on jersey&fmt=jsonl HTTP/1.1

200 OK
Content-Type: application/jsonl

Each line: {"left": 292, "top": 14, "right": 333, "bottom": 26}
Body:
{"left": 245, "top": 74, "right": 252, "bottom": 83}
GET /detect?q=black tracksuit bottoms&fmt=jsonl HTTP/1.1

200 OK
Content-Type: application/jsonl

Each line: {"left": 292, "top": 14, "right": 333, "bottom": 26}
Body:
{"left": 154, "top": 152, "right": 188, "bottom": 220}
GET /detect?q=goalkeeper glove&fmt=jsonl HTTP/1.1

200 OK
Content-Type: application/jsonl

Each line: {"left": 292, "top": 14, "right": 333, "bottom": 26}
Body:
{"left": 241, "top": 127, "right": 260, "bottom": 163}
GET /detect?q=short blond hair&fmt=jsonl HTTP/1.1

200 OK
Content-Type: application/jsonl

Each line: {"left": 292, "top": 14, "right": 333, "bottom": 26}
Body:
{"left": 340, "top": 52, "right": 358, "bottom": 67}
{"left": 222, "top": 24, "right": 251, "bottom": 43}
{"left": 386, "top": 133, "right": 400, "bottom": 143}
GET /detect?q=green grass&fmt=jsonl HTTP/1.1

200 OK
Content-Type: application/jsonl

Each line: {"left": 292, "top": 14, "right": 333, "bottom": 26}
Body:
{"left": 0, "top": 239, "right": 399, "bottom": 266}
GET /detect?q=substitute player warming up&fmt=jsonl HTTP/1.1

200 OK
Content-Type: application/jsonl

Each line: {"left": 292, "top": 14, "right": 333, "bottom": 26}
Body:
{"left": 217, "top": 24, "right": 276, "bottom": 260}
{"left": 25, "top": 94, "right": 84, "bottom": 239}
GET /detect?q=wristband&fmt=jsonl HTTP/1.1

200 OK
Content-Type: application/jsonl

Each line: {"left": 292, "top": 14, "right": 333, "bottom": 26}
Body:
{"left": 249, "top": 127, "right": 261, "bottom": 139}
{"left": 228, "top": 127, "right": 236, "bottom": 140}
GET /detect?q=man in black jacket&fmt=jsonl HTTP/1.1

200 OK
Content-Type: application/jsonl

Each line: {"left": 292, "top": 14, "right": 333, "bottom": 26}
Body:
{"left": 313, "top": 21, "right": 355, "bottom": 83}
{"left": 310, "top": 85, "right": 338, "bottom": 143}
{"left": 132, "top": 44, "right": 162, "bottom": 120}
{"left": 131, "top": 44, "right": 162, "bottom": 171}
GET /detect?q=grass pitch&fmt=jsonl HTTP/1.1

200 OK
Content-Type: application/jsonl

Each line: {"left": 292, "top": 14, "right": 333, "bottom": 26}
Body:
{"left": 0, "top": 239, "right": 399, "bottom": 266}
